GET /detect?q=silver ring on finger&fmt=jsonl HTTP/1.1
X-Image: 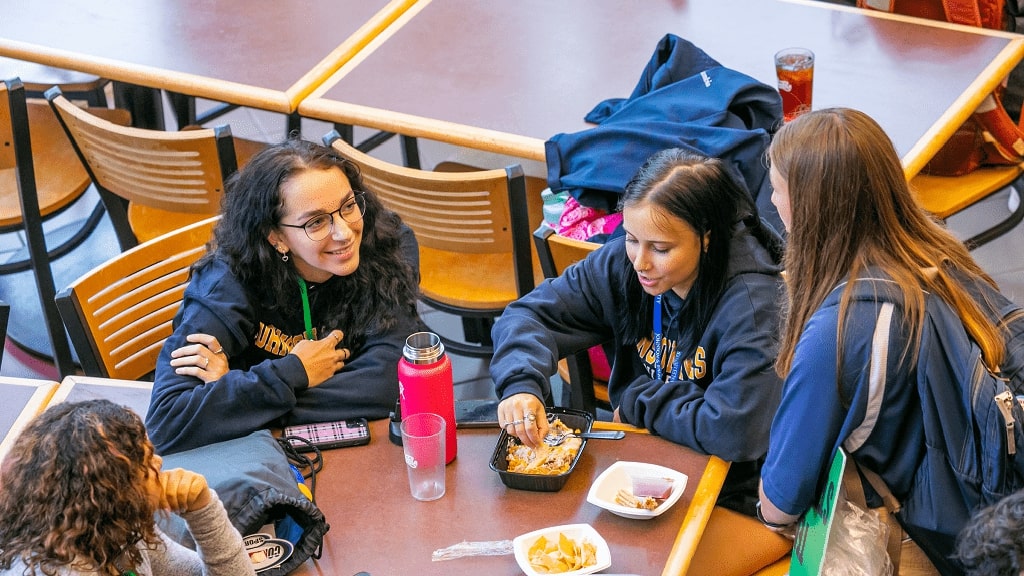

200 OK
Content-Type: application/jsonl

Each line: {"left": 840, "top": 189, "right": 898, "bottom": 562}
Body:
{"left": 525, "top": 412, "right": 537, "bottom": 423}
{"left": 203, "top": 356, "right": 209, "bottom": 368}
{"left": 212, "top": 347, "right": 224, "bottom": 355}
{"left": 508, "top": 419, "right": 524, "bottom": 426}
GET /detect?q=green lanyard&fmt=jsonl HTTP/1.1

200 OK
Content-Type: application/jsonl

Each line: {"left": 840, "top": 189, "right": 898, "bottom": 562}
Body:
{"left": 297, "top": 278, "right": 314, "bottom": 340}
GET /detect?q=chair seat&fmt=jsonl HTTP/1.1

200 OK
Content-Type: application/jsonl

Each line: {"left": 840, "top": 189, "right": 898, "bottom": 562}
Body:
{"left": 419, "top": 247, "right": 521, "bottom": 310}
{"left": 911, "top": 164, "right": 1024, "bottom": 218}
{"left": 127, "top": 205, "right": 219, "bottom": 244}
{"left": 750, "top": 557, "right": 790, "bottom": 576}
{"left": 125, "top": 136, "right": 264, "bottom": 243}
{"left": 0, "top": 102, "right": 129, "bottom": 229}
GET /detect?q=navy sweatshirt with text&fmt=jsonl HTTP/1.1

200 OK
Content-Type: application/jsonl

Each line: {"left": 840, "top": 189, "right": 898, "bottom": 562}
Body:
{"left": 490, "top": 219, "right": 785, "bottom": 514}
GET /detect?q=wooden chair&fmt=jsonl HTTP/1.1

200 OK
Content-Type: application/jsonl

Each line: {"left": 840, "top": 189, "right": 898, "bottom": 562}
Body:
{"left": 323, "top": 130, "right": 539, "bottom": 358}
{"left": 0, "top": 77, "right": 131, "bottom": 377}
{"left": 533, "top": 226, "right": 611, "bottom": 415}
{"left": 911, "top": 164, "right": 1024, "bottom": 249}
{"left": 55, "top": 216, "right": 218, "bottom": 379}
{"left": 46, "top": 86, "right": 265, "bottom": 250}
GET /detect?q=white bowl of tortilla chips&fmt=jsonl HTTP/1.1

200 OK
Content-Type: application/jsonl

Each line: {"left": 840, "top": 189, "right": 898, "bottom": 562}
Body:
{"left": 512, "top": 523, "right": 612, "bottom": 576}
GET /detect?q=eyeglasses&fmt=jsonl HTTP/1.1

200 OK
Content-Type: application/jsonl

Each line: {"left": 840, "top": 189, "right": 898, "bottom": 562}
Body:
{"left": 279, "top": 192, "right": 366, "bottom": 241}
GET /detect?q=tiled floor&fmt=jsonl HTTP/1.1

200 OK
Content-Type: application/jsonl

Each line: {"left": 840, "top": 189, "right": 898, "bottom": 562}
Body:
{"left": 4, "top": 97, "right": 1023, "bottom": 413}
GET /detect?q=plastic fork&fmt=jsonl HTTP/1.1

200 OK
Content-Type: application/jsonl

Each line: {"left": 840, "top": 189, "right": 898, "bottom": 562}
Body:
{"left": 543, "top": 430, "right": 625, "bottom": 446}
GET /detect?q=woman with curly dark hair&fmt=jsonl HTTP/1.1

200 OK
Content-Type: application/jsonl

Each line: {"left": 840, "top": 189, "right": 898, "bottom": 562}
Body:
{"left": 146, "top": 138, "right": 424, "bottom": 454}
{"left": 0, "top": 399, "right": 254, "bottom": 576}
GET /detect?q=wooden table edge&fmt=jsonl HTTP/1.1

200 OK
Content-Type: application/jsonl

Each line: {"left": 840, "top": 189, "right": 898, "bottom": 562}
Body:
{"left": 298, "top": 97, "right": 547, "bottom": 160}
{"left": 781, "top": 0, "right": 1024, "bottom": 37}
{"left": 782, "top": 0, "right": 1024, "bottom": 179}
{"left": 285, "top": 0, "right": 419, "bottom": 110}
{"left": 662, "top": 454, "right": 730, "bottom": 576}
{"left": 0, "top": 37, "right": 294, "bottom": 114}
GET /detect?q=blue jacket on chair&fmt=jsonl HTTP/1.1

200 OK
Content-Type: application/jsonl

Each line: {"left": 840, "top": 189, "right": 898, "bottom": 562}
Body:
{"left": 545, "top": 34, "right": 785, "bottom": 233}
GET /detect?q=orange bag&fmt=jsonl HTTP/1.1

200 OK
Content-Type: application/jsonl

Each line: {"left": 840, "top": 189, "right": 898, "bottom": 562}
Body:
{"left": 857, "top": 0, "right": 1004, "bottom": 29}
{"left": 858, "top": 0, "right": 1024, "bottom": 176}
{"left": 923, "top": 92, "right": 1024, "bottom": 176}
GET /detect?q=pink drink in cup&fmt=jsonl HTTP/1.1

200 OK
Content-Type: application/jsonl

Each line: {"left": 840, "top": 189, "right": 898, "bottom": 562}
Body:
{"left": 775, "top": 48, "right": 814, "bottom": 122}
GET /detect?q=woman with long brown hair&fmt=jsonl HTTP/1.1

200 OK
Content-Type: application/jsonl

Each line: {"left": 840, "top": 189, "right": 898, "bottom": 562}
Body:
{"left": 757, "top": 107, "right": 1015, "bottom": 574}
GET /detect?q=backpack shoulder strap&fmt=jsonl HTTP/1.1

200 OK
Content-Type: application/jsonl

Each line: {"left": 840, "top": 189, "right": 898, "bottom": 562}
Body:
{"left": 843, "top": 301, "right": 896, "bottom": 452}
{"left": 842, "top": 453, "right": 904, "bottom": 569}
{"left": 941, "top": 0, "right": 986, "bottom": 27}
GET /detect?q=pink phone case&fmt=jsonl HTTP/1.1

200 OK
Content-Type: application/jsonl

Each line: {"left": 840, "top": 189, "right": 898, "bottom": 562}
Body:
{"left": 284, "top": 418, "right": 370, "bottom": 451}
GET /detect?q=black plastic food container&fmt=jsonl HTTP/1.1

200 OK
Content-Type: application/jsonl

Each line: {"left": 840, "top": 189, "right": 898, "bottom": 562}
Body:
{"left": 488, "top": 407, "right": 594, "bottom": 492}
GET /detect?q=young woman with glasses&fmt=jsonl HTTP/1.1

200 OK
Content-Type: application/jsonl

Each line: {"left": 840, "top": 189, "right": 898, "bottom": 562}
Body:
{"left": 146, "top": 138, "right": 424, "bottom": 454}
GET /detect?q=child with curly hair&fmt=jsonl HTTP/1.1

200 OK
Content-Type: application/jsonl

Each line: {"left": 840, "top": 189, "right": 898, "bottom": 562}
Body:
{"left": 0, "top": 399, "right": 254, "bottom": 576}
{"left": 957, "top": 489, "right": 1024, "bottom": 576}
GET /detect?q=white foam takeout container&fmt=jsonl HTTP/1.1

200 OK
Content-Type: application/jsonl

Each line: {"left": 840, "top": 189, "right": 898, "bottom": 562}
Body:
{"left": 586, "top": 461, "right": 688, "bottom": 520}
{"left": 512, "top": 522, "right": 612, "bottom": 576}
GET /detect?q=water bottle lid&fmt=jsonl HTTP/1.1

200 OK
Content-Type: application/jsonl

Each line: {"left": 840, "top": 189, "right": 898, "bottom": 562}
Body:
{"left": 403, "top": 331, "right": 445, "bottom": 364}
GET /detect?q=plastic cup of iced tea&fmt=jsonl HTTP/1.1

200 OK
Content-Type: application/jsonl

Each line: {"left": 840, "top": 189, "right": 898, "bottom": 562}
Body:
{"left": 775, "top": 48, "right": 814, "bottom": 122}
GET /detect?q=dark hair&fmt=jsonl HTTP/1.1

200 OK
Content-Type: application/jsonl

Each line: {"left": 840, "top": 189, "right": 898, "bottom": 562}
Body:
{"left": 616, "top": 148, "right": 780, "bottom": 350}
{"left": 0, "top": 400, "right": 160, "bottom": 575}
{"left": 956, "top": 489, "right": 1024, "bottom": 575}
{"left": 205, "top": 137, "right": 419, "bottom": 345}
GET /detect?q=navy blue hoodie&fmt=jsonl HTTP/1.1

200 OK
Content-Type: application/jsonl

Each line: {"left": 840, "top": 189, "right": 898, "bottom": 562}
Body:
{"left": 490, "top": 219, "right": 784, "bottom": 514}
{"left": 147, "top": 225, "right": 424, "bottom": 454}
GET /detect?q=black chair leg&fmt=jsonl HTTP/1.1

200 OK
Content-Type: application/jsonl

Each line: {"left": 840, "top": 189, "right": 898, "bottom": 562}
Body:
{"left": 401, "top": 135, "right": 421, "bottom": 169}
{"left": 461, "top": 317, "right": 493, "bottom": 346}
{"left": 112, "top": 82, "right": 165, "bottom": 129}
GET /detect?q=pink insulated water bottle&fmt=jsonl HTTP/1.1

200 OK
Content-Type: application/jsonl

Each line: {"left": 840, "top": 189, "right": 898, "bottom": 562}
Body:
{"left": 398, "top": 332, "right": 457, "bottom": 463}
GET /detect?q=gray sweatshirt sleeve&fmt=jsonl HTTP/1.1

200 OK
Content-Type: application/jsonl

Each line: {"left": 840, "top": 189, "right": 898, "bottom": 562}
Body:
{"left": 149, "top": 490, "right": 256, "bottom": 576}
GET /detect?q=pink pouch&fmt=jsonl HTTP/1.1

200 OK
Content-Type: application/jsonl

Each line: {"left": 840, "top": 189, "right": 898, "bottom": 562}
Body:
{"left": 556, "top": 196, "right": 623, "bottom": 241}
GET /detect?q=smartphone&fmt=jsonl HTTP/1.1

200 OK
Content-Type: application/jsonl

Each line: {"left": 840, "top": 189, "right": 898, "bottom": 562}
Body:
{"left": 283, "top": 418, "right": 370, "bottom": 452}
{"left": 455, "top": 399, "right": 500, "bottom": 428}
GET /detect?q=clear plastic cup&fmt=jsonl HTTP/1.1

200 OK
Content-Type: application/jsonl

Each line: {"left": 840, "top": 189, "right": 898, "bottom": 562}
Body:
{"left": 400, "top": 412, "right": 446, "bottom": 501}
{"left": 775, "top": 47, "right": 814, "bottom": 122}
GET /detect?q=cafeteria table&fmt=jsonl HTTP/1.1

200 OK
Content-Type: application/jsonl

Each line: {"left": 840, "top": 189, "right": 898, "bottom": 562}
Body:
{"left": 48, "top": 375, "right": 154, "bottom": 419}
{"left": 291, "top": 418, "right": 729, "bottom": 576}
{"left": 0, "top": 0, "right": 415, "bottom": 128}
{"left": 20, "top": 375, "right": 729, "bottom": 574}
{"left": 0, "top": 0, "right": 418, "bottom": 360}
{"left": 0, "top": 376, "right": 59, "bottom": 462}
{"left": 299, "top": 0, "right": 1024, "bottom": 180}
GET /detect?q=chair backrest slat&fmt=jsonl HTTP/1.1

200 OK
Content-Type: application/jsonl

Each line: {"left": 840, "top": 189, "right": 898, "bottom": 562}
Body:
{"left": 56, "top": 216, "right": 219, "bottom": 379}
{"left": 328, "top": 135, "right": 519, "bottom": 255}
{"left": 48, "top": 92, "right": 231, "bottom": 215}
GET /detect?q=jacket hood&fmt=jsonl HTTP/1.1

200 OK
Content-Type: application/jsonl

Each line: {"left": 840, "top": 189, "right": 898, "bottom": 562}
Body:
{"left": 724, "top": 216, "right": 784, "bottom": 281}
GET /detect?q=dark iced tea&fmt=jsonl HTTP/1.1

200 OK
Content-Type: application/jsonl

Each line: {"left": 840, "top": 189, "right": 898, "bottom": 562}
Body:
{"left": 775, "top": 48, "right": 814, "bottom": 122}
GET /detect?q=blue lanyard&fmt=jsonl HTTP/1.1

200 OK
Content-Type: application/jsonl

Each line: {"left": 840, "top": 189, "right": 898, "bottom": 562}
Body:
{"left": 652, "top": 294, "right": 684, "bottom": 381}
